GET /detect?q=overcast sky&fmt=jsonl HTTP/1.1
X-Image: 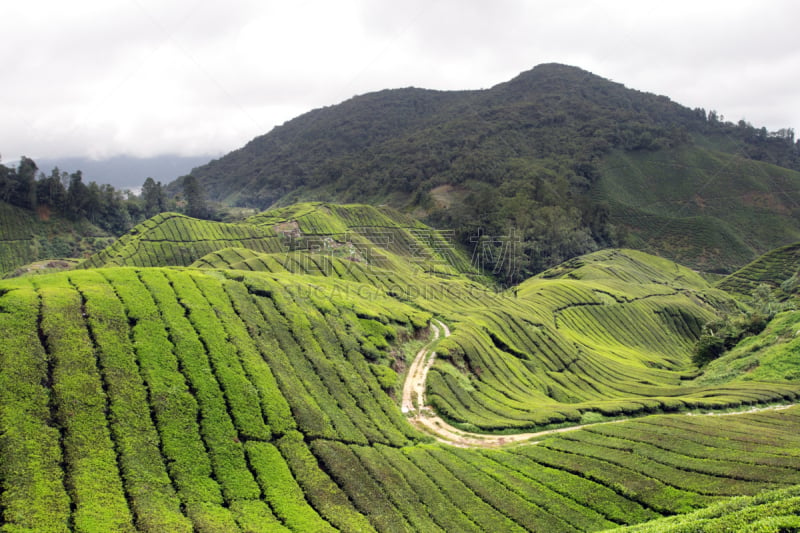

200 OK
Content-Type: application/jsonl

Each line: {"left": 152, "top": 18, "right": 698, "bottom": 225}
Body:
{"left": 3, "top": 0, "right": 799, "bottom": 164}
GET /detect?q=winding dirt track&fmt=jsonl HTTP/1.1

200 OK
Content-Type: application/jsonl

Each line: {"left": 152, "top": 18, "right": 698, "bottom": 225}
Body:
{"left": 401, "top": 320, "right": 797, "bottom": 449}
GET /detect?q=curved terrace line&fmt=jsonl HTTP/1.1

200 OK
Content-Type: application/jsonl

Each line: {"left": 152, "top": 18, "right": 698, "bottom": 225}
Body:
{"left": 402, "top": 320, "right": 797, "bottom": 448}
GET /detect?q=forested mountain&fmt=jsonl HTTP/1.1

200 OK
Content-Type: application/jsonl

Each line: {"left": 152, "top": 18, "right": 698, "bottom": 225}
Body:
{"left": 186, "top": 63, "right": 800, "bottom": 280}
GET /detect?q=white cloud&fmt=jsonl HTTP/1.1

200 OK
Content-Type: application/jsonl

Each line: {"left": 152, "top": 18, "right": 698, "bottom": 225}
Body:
{"left": 2, "top": 0, "right": 799, "bottom": 163}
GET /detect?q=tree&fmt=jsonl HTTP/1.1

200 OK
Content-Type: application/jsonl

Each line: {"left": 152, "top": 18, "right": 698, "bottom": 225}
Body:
{"left": 37, "top": 167, "right": 67, "bottom": 210}
{"left": 692, "top": 336, "right": 726, "bottom": 366}
{"left": 66, "top": 170, "right": 88, "bottom": 219}
{"left": 17, "top": 156, "right": 38, "bottom": 209}
{"left": 781, "top": 271, "right": 800, "bottom": 295}
{"left": 97, "top": 183, "right": 132, "bottom": 233}
{"left": 141, "top": 177, "right": 165, "bottom": 218}
{"left": 2, "top": 156, "right": 39, "bottom": 209}
{"left": 0, "top": 159, "right": 12, "bottom": 203}
{"left": 182, "top": 175, "right": 209, "bottom": 219}
{"left": 84, "top": 181, "right": 102, "bottom": 223}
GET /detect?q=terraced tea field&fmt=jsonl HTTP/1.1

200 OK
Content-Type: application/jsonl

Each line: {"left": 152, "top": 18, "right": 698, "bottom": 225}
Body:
{"left": 423, "top": 249, "right": 799, "bottom": 433}
{"left": 403, "top": 316, "right": 798, "bottom": 448}
{"left": 598, "top": 146, "right": 800, "bottom": 272}
{"left": 718, "top": 240, "right": 800, "bottom": 295}
{"left": 83, "top": 203, "right": 478, "bottom": 278}
{"left": 2, "top": 204, "right": 799, "bottom": 531}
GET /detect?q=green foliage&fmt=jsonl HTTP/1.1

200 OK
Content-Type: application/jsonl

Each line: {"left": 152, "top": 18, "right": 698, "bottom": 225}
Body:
{"left": 610, "top": 485, "right": 800, "bottom": 532}
{"left": 69, "top": 270, "right": 192, "bottom": 531}
{"left": 181, "top": 175, "right": 211, "bottom": 220}
{"left": 103, "top": 268, "right": 224, "bottom": 504}
{"left": 5, "top": 206, "right": 800, "bottom": 532}
{"left": 229, "top": 500, "right": 288, "bottom": 532}
{"left": 277, "top": 432, "right": 376, "bottom": 532}
{"left": 693, "top": 335, "right": 727, "bottom": 366}
{"left": 79, "top": 212, "right": 285, "bottom": 269}
{"left": 718, "top": 243, "right": 800, "bottom": 296}
{"left": 0, "top": 160, "right": 144, "bottom": 234}
{"left": 245, "top": 441, "right": 334, "bottom": 532}
{"left": 597, "top": 148, "right": 800, "bottom": 273}
{"left": 579, "top": 411, "right": 605, "bottom": 424}
{"left": 35, "top": 276, "right": 136, "bottom": 532}
{"left": 692, "top": 281, "right": 787, "bottom": 367}
{"left": 372, "top": 365, "right": 400, "bottom": 390}
{"left": 0, "top": 285, "right": 71, "bottom": 532}
{"left": 421, "top": 249, "right": 797, "bottom": 432}
{"left": 0, "top": 201, "right": 114, "bottom": 277}
{"left": 142, "top": 269, "right": 261, "bottom": 501}
{"left": 80, "top": 202, "right": 479, "bottom": 283}
{"left": 141, "top": 177, "right": 167, "bottom": 218}
{"left": 183, "top": 502, "right": 241, "bottom": 532}
{"left": 694, "top": 309, "right": 800, "bottom": 385}
{"left": 189, "top": 63, "right": 712, "bottom": 211}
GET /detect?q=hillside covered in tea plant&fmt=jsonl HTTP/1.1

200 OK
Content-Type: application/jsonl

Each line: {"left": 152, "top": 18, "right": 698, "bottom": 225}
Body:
{"left": 717, "top": 240, "right": 800, "bottom": 296}
{"left": 2, "top": 204, "right": 800, "bottom": 532}
{"left": 184, "top": 63, "right": 800, "bottom": 279}
{"left": 0, "top": 201, "right": 114, "bottom": 277}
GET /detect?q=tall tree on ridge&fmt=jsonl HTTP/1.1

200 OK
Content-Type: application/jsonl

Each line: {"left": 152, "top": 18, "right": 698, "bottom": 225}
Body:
{"left": 141, "top": 177, "right": 166, "bottom": 218}
{"left": 182, "top": 175, "right": 209, "bottom": 219}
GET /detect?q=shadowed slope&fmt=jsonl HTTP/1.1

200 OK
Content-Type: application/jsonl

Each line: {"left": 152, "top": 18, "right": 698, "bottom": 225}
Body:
{"left": 717, "top": 241, "right": 800, "bottom": 295}
{"left": 597, "top": 147, "right": 800, "bottom": 272}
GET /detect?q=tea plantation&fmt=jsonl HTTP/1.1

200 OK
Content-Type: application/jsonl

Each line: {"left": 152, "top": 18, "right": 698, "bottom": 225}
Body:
{"left": 2, "top": 203, "right": 799, "bottom": 532}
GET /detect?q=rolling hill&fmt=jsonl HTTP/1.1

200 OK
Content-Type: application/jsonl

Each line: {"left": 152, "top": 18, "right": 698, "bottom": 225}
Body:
{"left": 2, "top": 204, "right": 800, "bottom": 532}
{"left": 597, "top": 147, "right": 800, "bottom": 272}
{"left": 183, "top": 63, "right": 800, "bottom": 277}
{"left": 79, "top": 202, "right": 479, "bottom": 278}
{"left": 717, "top": 240, "right": 800, "bottom": 295}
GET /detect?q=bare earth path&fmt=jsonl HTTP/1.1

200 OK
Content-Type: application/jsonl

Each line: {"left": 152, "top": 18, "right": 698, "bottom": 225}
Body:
{"left": 401, "top": 320, "right": 797, "bottom": 449}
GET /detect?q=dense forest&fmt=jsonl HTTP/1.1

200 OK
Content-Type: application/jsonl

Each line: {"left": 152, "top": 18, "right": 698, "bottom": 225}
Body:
{"left": 0, "top": 157, "right": 212, "bottom": 234}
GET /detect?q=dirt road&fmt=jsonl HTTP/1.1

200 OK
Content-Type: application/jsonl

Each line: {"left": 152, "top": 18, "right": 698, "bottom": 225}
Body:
{"left": 401, "top": 320, "right": 797, "bottom": 448}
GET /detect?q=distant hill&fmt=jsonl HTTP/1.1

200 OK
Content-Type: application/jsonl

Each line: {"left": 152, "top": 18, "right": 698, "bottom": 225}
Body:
{"left": 79, "top": 202, "right": 480, "bottom": 279}
{"left": 185, "top": 63, "right": 800, "bottom": 278}
{"left": 597, "top": 146, "right": 800, "bottom": 272}
{"left": 34, "top": 154, "right": 211, "bottom": 191}
{"left": 187, "top": 63, "right": 718, "bottom": 206}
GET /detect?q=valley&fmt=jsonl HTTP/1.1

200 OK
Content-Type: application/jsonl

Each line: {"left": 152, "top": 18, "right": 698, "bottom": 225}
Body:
{"left": 2, "top": 202, "right": 800, "bottom": 531}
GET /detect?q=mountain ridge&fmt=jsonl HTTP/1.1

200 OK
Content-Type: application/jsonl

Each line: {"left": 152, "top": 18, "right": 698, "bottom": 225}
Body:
{"left": 186, "top": 63, "right": 706, "bottom": 205}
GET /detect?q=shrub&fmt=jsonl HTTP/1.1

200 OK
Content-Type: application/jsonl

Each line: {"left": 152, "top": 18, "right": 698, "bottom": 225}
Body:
{"left": 693, "top": 309, "right": 771, "bottom": 366}
{"left": 693, "top": 335, "right": 726, "bottom": 366}
{"left": 372, "top": 365, "right": 399, "bottom": 390}
{"left": 579, "top": 411, "right": 605, "bottom": 424}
